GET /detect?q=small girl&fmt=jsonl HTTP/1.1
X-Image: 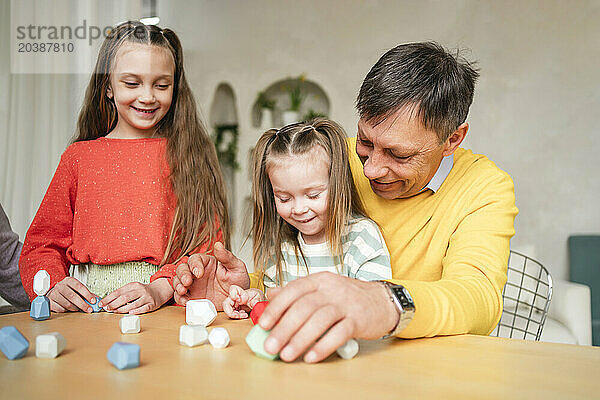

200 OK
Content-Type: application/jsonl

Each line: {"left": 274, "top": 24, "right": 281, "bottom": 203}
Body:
{"left": 223, "top": 119, "right": 391, "bottom": 319}
{"left": 19, "top": 21, "right": 229, "bottom": 314}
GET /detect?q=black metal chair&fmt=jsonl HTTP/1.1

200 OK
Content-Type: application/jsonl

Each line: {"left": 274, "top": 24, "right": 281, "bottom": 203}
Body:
{"left": 490, "top": 250, "right": 553, "bottom": 341}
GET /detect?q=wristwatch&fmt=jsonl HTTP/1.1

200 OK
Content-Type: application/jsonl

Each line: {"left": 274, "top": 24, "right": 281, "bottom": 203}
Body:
{"left": 378, "top": 281, "right": 415, "bottom": 338}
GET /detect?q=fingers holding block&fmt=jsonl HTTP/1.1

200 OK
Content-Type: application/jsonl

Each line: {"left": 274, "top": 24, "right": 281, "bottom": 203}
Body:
{"left": 35, "top": 332, "right": 66, "bottom": 358}
{"left": 33, "top": 270, "right": 51, "bottom": 296}
{"left": 208, "top": 327, "right": 230, "bottom": 349}
{"left": 179, "top": 325, "right": 208, "bottom": 347}
{"left": 336, "top": 339, "right": 359, "bottom": 360}
{"left": 186, "top": 299, "right": 217, "bottom": 326}
{"left": 245, "top": 325, "right": 278, "bottom": 360}
{"left": 107, "top": 342, "right": 140, "bottom": 370}
{"left": 249, "top": 301, "right": 269, "bottom": 325}
{"left": 119, "top": 315, "right": 141, "bottom": 334}
{"left": 84, "top": 296, "right": 103, "bottom": 313}
{"left": 0, "top": 326, "right": 30, "bottom": 360}
{"left": 30, "top": 296, "right": 51, "bottom": 321}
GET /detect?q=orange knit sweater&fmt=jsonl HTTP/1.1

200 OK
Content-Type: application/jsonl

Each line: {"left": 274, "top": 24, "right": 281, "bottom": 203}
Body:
{"left": 19, "top": 137, "right": 221, "bottom": 300}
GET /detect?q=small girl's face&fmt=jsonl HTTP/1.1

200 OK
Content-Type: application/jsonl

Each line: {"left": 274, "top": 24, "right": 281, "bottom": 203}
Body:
{"left": 268, "top": 146, "right": 330, "bottom": 244}
{"left": 107, "top": 42, "right": 175, "bottom": 138}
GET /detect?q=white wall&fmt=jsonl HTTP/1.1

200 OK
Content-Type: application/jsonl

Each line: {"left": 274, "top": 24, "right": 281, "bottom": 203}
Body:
{"left": 2, "top": 0, "right": 598, "bottom": 281}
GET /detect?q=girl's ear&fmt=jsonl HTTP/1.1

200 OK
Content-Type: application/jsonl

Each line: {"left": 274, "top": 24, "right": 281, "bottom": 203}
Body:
{"left": 106, "top": 86, "right": 113, "bottom": 99}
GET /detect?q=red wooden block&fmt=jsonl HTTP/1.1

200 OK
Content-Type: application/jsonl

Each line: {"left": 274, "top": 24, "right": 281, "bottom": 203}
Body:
{"left": 250, "top": 301, "right": 269, "bottom": 325}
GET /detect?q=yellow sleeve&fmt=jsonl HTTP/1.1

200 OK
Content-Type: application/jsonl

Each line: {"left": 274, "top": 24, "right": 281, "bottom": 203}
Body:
{"left": 249, "top": 271, "right": 265, "bottom": 291}
{"left": 395, "top": 171, "right": 518, "bottom": 338}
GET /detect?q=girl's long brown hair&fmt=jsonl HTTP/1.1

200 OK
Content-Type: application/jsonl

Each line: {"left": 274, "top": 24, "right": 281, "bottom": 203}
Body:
{"left": 73, "top": 21, "right": 229, "bottom": 264}
{"left": 252, "top": 118, "right": 366, "bottom": 286}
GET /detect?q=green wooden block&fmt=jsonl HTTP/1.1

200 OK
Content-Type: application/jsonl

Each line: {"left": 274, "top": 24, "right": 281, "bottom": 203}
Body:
{"left": 245, "top": 325, "right": 279, "bottom": 360}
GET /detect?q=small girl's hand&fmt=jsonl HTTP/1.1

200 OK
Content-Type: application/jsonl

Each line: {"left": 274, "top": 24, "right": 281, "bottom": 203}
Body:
{"left": 100, "top": 278, "right": 173, "bottom": 314}
{"left": 47, "top": 276, "right": 97, "bottom": 313}
{"left": 222, "top": 285, "right": 266, "bottom": 319}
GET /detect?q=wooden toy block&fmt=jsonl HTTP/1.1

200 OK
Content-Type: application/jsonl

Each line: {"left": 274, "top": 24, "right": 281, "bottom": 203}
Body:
{"left": 84, "top": 296, "right": 103, "bottom": 312}
{"left": 119, "top": 315, "right": 141, "bottom": 334}
{"left": 106, "top": 342, "right": 140, "bottom": 370}
{"left": 33, "top": 270, "right": 51, "bottom": 296}
{"left": 179, "top": 325, "right": 208, "bottom": 347}
{"left": 35, "top": 332, "right": 66, "bottom": 358}
{"left": 185, "top": 299, "right": 217, "bottom": 326}
{"left": 208, "top": 327, "right": 230, "bottom": 349}
{"left": 250, "top": 301, "right": 269, "bottom": 325}
{"left": 336, "top": 339, "right": 359, "bottom": 360}
{"left": 30, "top": 296, "right": 50, "bottom": 321}
{"left": 0, "top": 326, "right": 29, "bottom": 360}
{"left": 245, "top": 325, "right": 278, "bottom": 360}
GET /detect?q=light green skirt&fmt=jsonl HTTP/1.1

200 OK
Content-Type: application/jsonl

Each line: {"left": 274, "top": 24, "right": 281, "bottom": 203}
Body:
{"left": 72, "top": 261, "right": 160, "bottom": 298}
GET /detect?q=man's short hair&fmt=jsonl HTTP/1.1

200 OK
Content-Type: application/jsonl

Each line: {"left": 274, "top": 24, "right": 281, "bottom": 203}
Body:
{"left": 356, "top": 42, "right": 479, "bottom": 142}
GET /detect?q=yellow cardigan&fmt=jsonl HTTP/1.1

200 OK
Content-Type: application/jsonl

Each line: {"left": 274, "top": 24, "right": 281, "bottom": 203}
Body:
{"left": 347, "top": 138, "right": 518, "bottom": 338}
{"left": 249, "top": 139, "right": 517, "bottom": 339}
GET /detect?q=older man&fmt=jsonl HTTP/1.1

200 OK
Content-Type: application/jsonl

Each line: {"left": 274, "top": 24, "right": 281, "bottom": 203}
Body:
{"left": 173, "top": 42, "right": 518, "bottom": 363}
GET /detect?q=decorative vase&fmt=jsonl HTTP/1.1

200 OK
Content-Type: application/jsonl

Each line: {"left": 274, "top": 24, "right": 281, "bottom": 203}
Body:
{"left": 260, "top": 108, "right": 273, "bottom": 130}
{"left": 282, "top": 110, "right": 300, "bottom": 126}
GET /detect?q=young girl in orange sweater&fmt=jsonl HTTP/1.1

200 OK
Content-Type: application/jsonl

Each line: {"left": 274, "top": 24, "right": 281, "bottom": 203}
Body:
{"left": 19, "top": 21, "right": 229, "bottom": 314}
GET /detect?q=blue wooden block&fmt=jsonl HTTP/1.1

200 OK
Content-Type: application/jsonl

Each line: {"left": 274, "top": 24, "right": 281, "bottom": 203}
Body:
{"left": 107, "top": 342, "right": 140, "bottom": 370}
{"left": 30, "top": 296, "right": 50, "bottom": 321}
{"left": 84, "top": 296, "right": 103, "bottom": 312}
{"left": 0, "top": 326, "right": 30, "bottom": 360}
{"left": 245, "top": 325, "right": 279, "bottom": 360}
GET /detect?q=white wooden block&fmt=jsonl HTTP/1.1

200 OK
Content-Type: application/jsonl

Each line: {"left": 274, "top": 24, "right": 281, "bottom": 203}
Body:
{"left": 33, "top": 270, "right": 51, "bottom": 296}
{"left": 179, "top": 325, "right": 208, "bottom": 347}
{"left": 186, "top": 299, "right": 217, "bottom": 326}
{"left": 208, "top": 327, "right": 230, "bottom": 349}
{"left": 336, "top": 339, "right": 359, "bottom": 360}
{"left": 119, "top": 315, "right": 141, "bottom": 334}
{"left": 35, "top": 332, "right": 66, "bottom": 358}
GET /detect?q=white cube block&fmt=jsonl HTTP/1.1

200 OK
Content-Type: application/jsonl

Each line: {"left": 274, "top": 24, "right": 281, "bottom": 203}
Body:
{"left": 33, "top": 270, "right": 51, "bottom": 296}
{"left": 336, "top": 339, "right": 359, "bottom": 360}
{"left": 208, "top": 327, "right": 230, "bottom": 349}
{"left": 35, "top": 332, "right": 66, "bottom": 358}
{"left": 179, "top": 325, "right": 208, "bottom": 347}
{"left": 186, "top": 299, "right": 217, "bottom": 326}
{"left": 119, "top": 315, "right": 141, "bottom": 334}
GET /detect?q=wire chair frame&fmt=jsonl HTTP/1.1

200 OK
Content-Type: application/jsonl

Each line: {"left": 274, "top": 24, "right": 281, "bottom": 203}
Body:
{"left": 490, "top": 250, "right": 553, "bottom": 341}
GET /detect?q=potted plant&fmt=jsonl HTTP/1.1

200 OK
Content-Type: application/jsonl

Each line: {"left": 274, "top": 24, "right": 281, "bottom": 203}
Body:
{"left": 282, "top": 76, "right": 305, "bottom": 125}
{"left": 256, "top": 91, "right": 275, "bottom": 130}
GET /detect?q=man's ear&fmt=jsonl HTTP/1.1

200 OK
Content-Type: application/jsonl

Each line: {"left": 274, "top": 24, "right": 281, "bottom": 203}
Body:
{"left": 442, "top": 122, "right": 468, "bottom": 156}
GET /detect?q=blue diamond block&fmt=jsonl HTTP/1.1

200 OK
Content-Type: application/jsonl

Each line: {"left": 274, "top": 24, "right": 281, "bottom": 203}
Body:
{"left": 30, "top": 296, "right": 50, "bottom": 321}
{"left": 0, "top": 326, "right": 30, "bottom": 360}
{"left": 107, "top": 342, "right": 140, "bottom": 370}
{"left": 84, "top": 296, "right": 103, "bottom": 312}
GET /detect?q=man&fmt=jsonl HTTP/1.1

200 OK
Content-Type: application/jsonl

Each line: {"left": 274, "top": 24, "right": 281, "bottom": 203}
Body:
{"left": 173, "top": 42, "right": 518, "bottom": 363}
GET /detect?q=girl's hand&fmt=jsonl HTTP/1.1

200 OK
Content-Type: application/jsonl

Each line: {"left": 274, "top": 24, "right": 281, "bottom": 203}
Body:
{"left": 100, "top": 278, "right": 174, "bottom": 314}
{"left": 222, "top": 285, "right": 266, "bottom": 319}
{"left": 47, "top": 276, "right": 97, "bottom": 313}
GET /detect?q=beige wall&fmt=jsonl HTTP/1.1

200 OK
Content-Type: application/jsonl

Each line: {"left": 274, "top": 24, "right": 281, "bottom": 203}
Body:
{"left": 158, "top": 0, "right": 600, "bottom": 279}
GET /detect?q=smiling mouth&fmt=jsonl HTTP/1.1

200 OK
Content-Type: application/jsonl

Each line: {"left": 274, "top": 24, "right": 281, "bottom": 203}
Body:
{"left": 295, "top": 216, "right": 315, "bottom": 224}
{"left": 131, "top": 106, "right": 158, "bottom": 114}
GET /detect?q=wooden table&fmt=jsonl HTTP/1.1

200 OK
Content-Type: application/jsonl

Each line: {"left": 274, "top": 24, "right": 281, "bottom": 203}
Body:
{"left": 1, "top": 306, "right": 599, "bottom": 399}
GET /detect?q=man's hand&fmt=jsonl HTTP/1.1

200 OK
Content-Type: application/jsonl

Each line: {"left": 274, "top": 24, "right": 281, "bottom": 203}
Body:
{"left": 258, "top": 272, "right": 400, "bottom": 363}
{"left": 172, "top": 242, "right": 250, "bottom": 310}
{"left": 47, "top": 276, "right": 96, "bottom": 313}
{"left": 99, "top": 278, "right": 173, "bottom": 314}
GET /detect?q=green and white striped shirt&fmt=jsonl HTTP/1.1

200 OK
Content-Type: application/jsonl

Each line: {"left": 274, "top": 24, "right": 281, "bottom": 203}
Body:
{"left": 263, "top": 216, "right": 391, "bottom": 288}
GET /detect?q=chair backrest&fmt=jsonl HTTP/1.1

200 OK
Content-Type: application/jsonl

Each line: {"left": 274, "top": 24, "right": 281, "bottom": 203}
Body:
{"left": 568, "top": 235, "right": 600, "bottom": 346}
{"left": 490, "top": 250, "right": 553, "bottom": 341}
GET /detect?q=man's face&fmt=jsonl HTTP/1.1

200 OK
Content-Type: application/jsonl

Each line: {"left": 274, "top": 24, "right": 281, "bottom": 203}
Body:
{"left": 356, "top": 106, "right": 446, "bottom": 200}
